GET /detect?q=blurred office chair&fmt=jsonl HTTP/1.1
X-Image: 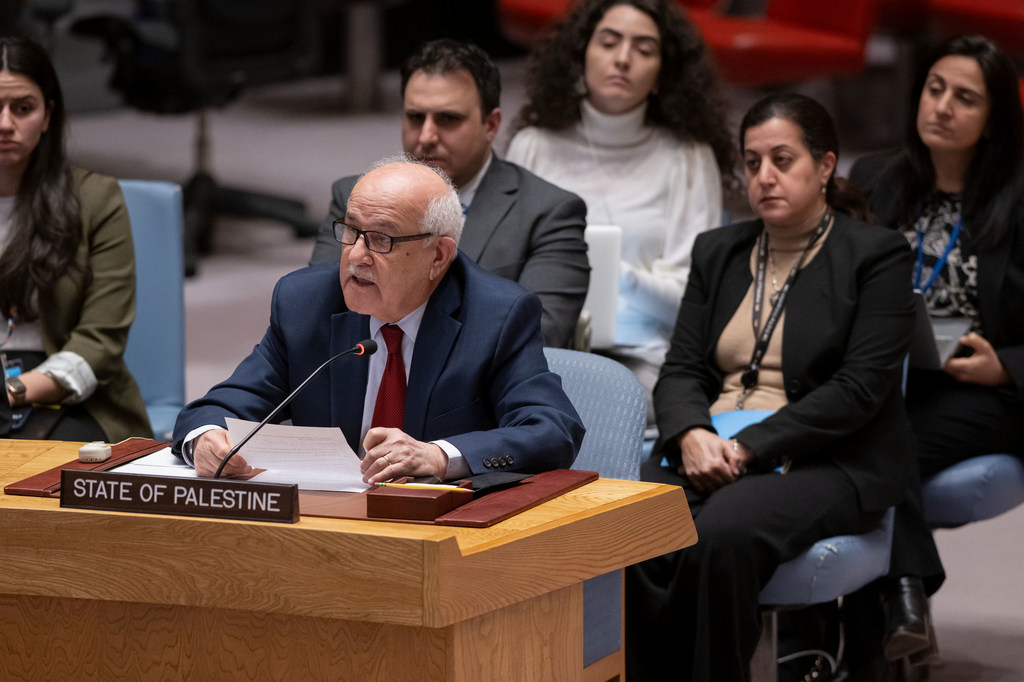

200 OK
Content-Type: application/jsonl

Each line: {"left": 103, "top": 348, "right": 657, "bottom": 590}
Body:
{"left": 928, "top": 0, "right": 1024, "bottom": 55}
{"left": 120, "top": 180, "right": 186, "bottom": 442}
{"left": 73, "top": 0, "right": 320, "bottom": 276}
{"left": 543, "top": 347, "right": 647, "bottom": 682}
{"left": 686, "top": 0, "right": 882, "bottom": 85}
{"left": 923, "top": 454, "right": 1024, "bottom": 529}
{"left": 497, "top": 0, "right": 720, "bottom": 47}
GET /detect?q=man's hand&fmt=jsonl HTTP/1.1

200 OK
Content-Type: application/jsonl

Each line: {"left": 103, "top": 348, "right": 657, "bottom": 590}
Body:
{"left": 193, "top": 429, "right": 251, "bottom": 478}
{"left": 677, "top": 427, "right": 753, "bottom": 494}
{"left": 361, "top": 427, "right": 448, "bottom": 484}
{"left": 943, "top": 332, "right": 1011, "bottom": 386}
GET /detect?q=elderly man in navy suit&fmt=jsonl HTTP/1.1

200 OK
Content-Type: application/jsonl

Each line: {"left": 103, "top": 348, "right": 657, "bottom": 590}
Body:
{"left": 309, "top": 39, "right": 590, "bottom": 349}
{"left": 176, "top": 158, "right": 584, "bottom": 482}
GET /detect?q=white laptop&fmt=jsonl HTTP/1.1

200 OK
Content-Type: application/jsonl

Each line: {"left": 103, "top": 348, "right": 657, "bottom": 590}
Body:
{"left": 582, "top": 225, "right": 622, "bottom": 349}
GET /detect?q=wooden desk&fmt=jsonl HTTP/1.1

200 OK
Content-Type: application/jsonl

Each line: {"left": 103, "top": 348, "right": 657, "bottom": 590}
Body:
{"left": 0, "top": 440, "right": 695, "bottom": 681}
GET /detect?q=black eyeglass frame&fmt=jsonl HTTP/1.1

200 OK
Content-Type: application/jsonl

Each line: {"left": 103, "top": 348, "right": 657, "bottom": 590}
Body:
{"left": 332, "top": 220, "right": 433, "bottom": 254}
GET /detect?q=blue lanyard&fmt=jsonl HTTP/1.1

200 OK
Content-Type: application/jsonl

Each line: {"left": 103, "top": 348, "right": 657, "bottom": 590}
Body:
{"left": 913, "top": 216, "right": 962, "bottom": 295}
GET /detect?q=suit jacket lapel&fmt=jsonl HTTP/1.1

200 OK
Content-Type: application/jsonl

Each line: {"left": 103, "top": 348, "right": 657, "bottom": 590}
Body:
{"left": 404, "top": 270, "right": 462, "bottom": 438}
{"left": 460, "top": 159, "right": 516, "bottom": 261}
{"left": 330, "top": 311, "right": 371, "bottom": 452}
{"left": 709, "top": 224, "right": 759, "bottom": 347}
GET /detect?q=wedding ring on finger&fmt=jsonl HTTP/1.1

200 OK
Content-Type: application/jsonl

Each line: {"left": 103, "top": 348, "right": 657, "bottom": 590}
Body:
{"left": 383, "top": 455, "right": 392, "bottom": 468}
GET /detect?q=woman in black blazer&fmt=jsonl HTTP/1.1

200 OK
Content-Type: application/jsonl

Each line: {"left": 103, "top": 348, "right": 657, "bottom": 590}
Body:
{"left": 849, "top": 34, "right": 1024, "bottom": 666}
{"left": 625, "top": 94, "right": 916, "bottom": 681}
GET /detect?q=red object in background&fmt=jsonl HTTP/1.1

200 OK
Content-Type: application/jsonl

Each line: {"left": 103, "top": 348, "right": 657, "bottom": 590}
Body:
{"left": 928, "top": 0, "right": 1024, "bottom": 55}
{"left": 685, "top": 0, "right": 882, "bottom": 85}
{"left": 497, "top": 0, "right": 723, "bottom": 47}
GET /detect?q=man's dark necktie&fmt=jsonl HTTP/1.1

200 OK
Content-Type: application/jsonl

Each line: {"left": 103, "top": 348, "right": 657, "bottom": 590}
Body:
{"left": 371, "top": 325, "right": 406, "bottom": 429}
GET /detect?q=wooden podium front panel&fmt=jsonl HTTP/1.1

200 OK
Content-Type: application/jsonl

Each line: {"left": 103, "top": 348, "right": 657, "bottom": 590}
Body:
{"left": 0, "top": 585, "right": 582, "bottom": 682}
{"left": 1, "top": 441, "right": 692, "bottom": 681}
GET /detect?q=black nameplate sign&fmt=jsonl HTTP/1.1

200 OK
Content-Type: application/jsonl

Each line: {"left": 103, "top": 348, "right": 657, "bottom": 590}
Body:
{"left": 59, "top": 469, "right": 299, "bottom": 524}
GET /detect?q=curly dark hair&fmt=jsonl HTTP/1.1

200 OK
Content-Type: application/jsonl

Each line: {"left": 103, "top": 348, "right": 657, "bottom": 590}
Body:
{"left": 512, "top": 0, "right": 734, "bottom": 181}
{"left": 0, "top": 34, "right": 85, "bottom": 321}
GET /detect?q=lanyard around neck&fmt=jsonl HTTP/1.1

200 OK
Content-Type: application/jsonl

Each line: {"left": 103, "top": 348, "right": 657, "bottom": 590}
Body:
{"left": 913, "top": 216, "right": 963, "bottom": 295}
{"left": 737, "top": 211, "right": 832, "bottom": 409}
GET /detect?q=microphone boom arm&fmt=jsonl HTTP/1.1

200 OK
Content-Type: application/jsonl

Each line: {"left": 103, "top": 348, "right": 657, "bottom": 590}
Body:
{"left": 213, "top": 339, "right": 377, "bottom": 479}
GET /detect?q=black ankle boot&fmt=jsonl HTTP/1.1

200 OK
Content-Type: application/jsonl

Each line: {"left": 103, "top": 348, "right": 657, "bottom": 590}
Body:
{"left": 882, "top": 576, "right": 931, "bottom": 660}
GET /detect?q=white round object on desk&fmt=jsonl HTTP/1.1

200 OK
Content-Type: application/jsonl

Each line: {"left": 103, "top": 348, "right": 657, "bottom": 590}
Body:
{"left": 78, "top": 441, "right": 111, "bottom": 463}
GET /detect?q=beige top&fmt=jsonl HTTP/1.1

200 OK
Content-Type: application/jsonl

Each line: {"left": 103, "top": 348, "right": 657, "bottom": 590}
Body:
{"left": 711, "top": 221, "right": 832, "bottom": 414}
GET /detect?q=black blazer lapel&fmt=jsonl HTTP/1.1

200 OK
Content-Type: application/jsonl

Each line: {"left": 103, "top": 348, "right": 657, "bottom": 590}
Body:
{"left": 708, "top": 224, "right": 759, "bottom": 350}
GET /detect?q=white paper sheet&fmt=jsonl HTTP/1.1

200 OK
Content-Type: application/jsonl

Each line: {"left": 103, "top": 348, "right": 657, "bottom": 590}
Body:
{"left": 114, "top": 446, "right": 198, "bottom": 478}
{"left": 225, "top": 418, "right": 370, "bottom": 492}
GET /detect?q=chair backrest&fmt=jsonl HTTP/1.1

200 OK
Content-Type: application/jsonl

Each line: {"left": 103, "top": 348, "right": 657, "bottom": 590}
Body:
{"left": 543, "top": 348, "right": 646, "bottom": 481}
{"left": 120, "top": 180, "right": 186, "bottom": 441}
{"left": 769, "top": 0, "right": 881, "bottom": 41}
{"left": 73, "top": 0, "right": 319, "bottom": 114}
{"left": 173, "top": 0, "right": 319, "bottom": 96}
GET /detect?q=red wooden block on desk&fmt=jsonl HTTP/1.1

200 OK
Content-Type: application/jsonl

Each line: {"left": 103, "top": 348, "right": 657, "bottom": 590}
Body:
{"left": 366, "top": 479, "right": 473, "bottom": 522}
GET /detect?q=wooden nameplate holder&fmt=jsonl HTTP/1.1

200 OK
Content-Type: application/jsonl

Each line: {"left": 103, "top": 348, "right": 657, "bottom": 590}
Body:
{"left": 365, "top": 478, "right": 474, "bottom": 521}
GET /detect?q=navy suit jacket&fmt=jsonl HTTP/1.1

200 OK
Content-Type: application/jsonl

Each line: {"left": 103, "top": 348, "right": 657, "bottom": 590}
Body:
{"left": 309, "top": 157, "right": 590, "bottom": 348}
{"left": 173, "top": 253, "right": 584, "bottom": 474}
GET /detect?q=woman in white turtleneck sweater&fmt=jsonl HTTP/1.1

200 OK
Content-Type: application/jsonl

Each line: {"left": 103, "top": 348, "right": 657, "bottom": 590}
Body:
{"left": 506, "top": 0, "right": 733, "bottom": 422}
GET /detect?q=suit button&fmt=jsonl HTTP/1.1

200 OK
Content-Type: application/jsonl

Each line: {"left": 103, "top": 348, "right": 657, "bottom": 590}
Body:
{"left": 490, "top": 458, "right": 500, "bottom": 468}
{"left": 483, "top": 459, "right": 492, "bottom": 468}
{"left": 507, "top": 455, "right": 515, "bottom": 466}
{"left": 786, "top": 379, "right": 802, "bottom": 394}
{"left": 498, "top": 456, "right": 508, "bottom": 467}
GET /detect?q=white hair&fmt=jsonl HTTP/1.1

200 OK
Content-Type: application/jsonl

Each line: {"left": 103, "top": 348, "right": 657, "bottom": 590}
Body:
{"left": 363, "top": 153, "right": 464, "bottom": 245}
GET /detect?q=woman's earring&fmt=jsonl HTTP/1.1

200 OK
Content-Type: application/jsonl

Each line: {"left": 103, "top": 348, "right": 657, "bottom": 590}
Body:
{"left": 575, "top": 75, "right": 588, "bottom": 97}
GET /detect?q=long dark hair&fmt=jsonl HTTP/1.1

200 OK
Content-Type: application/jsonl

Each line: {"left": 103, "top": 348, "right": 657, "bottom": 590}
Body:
{"left": 0, "top": 34, "right": 84, "bottom": 321}
{"left": 740, "top": 93, "right": 869, "bottom": 222}
{"left": 890, "top": 34, "right": 1023, "bottom": 248}
{"left": 512, "top": 0, "right": 734, "bottom": 181}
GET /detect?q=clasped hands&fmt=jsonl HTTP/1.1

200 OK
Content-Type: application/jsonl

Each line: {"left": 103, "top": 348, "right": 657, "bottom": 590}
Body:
{"left": 192, "top": 426, "right": 449, "bottom": 483}
{"left": 677, "top": 427, "right": 755, "bottom": 494}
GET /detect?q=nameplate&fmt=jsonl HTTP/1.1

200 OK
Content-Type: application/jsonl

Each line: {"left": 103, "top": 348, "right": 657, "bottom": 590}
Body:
{"left": 59, "top": 470, "right": 299, "bottom": 524}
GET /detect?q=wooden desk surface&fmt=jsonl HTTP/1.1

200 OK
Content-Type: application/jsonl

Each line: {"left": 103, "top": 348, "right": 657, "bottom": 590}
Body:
{"left": 1, "top": 440, "right": 696, "bottom": 629}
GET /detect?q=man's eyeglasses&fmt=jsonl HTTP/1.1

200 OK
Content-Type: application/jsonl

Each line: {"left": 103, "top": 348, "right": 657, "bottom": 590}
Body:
{"left": 333, "top": 220, "right": 433, "bottom": 254}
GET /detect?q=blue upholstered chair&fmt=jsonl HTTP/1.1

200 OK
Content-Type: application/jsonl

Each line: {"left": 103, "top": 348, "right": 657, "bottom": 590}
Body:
{"left": 702, "top": 411, "right": 896, "bottom": 682}
{"left": 543, "top": 348, "right": 647, "bottom": 681}
{"left": 922, "top": 454, "right": 1024, "bottom": 528}
{"left": 120, "top": 180, "right": 187, "bottom": 441}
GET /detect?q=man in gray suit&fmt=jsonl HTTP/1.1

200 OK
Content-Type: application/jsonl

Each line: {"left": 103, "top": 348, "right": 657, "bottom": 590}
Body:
{"left": 310, "top": 39, "right": 589, "bottom": 348}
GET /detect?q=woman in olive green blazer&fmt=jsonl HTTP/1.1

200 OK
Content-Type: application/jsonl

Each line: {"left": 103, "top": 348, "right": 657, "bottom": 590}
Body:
{"left": 1, "top": 35, "right": 150, "bottom": 442}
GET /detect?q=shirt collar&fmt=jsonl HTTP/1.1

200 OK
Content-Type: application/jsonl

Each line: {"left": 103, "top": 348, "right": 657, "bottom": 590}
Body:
{"left": 368, "top": 301, "right": 428, "bottom": 348}
{"left": 456, "top": 152, "right": 493, "bottom": 210}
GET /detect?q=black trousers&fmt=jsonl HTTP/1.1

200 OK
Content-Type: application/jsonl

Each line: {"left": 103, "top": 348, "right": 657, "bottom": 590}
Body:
{"left": 889, "top": 370, "right": 1024, "bottom": 593}
{"left": 626, "top": 460, "right": 882, "bottom": 682}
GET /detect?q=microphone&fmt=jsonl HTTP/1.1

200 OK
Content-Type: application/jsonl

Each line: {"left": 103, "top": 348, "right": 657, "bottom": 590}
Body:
{"left": 214, "top": 339, "right": 378, "bottom": 478}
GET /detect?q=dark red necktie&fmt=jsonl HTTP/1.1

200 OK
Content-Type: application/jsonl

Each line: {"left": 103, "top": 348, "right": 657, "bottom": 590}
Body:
{"left": 371, "top": 325, "right": 406, "bottom": 429}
